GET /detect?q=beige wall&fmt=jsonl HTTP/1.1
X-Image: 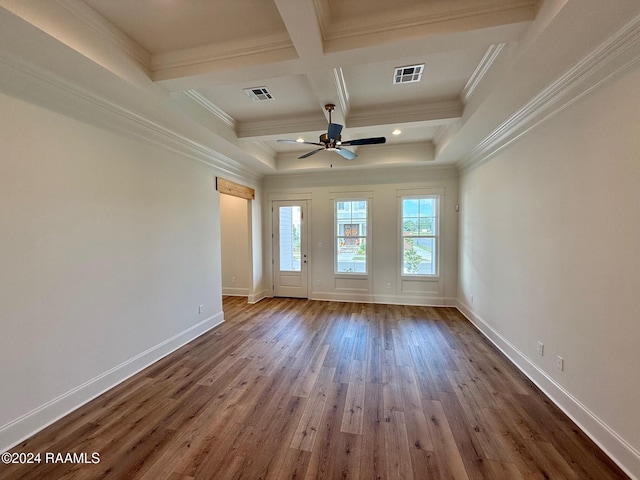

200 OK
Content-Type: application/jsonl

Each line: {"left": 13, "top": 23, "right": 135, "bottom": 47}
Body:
{"left": 0, "top": 92, "right": 224, "bottom": 450}
{"left": 457, "top": 62, "right": 640, "bottom": 473}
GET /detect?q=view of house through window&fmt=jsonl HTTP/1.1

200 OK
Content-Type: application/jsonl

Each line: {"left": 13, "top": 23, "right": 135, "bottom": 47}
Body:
{"left": 279, "top": 205, "right": 301, "bottom": 272}
{"left": 336, "top": 200, "right": 367, "bottom": 273}
{"left": 401, "top": 196, "right": 438, "bottom": 275}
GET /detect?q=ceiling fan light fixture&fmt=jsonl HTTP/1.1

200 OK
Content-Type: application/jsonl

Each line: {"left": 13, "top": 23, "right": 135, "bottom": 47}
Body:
{"left": 393, "top": 64, "right": 424, "bottom": 84}
{"left": 277, "top": 103, "right": 386, "bottom": 161}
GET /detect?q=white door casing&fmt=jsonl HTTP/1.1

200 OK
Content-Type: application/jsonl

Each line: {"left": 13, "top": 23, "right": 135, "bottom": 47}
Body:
{"left": 273, "top": 201, "right": 308, "bottom": 298}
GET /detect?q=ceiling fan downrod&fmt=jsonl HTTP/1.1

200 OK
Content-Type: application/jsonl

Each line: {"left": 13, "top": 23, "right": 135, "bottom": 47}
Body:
{"left": 325, "top": 103, "right": 335, "bottom": 124}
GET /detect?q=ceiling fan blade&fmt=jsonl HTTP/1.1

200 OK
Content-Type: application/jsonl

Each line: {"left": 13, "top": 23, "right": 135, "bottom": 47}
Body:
{"left": 278, "top": 139, "right": 323, "bottom": 146}
{"left": 327, "top": 122, "right": 343, "bottom": 141}
{"left": 298, "top": 148, "right": 324, "bottom": 159}
{"left": 340, "top": 137, "right": 386, "bottom": 146}
{"left": 336, "top": 147, "right": 357, "bottom": 160}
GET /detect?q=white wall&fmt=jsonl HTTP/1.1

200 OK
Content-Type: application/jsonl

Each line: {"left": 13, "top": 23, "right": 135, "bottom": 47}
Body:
{"left": 457, "top": 63, "right": 640, "bottom": 476}
{"left": 264, "top": 166, "right": 458, "bottom": 305}
{"left": 220, "top": 193, "right": 251, "bottom": 296}
{"left": 0, "top": 91, "right": 224, "bottom": 451}
{"left": 249, "top": 191, "right": 266, "bottom": 303}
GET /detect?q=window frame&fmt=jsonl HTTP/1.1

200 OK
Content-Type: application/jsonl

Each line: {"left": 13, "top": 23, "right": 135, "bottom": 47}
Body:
{"left": 334, "top": 197, "right": 369, "bottom": 275}
{"left": 399, "top": 194, "right": 440, "bottom": 278}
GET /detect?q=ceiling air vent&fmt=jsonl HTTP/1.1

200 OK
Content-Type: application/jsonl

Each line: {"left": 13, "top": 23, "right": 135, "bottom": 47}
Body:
{"left": 244, "top": 86, "right": 274, "bottom": 102}
{"left": 393, "top": 64, "right": 424, "bottom": 84}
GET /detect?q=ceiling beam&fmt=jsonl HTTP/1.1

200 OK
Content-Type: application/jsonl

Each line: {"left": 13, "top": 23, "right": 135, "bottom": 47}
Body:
{"left": 236, "top": 115, "right": 328, "bottom": 139}
{"left": 320, "top": 0, "right": 538, "bottom": 53}
{"left": 275, "top": 141, "right": 436, "bottom": 172}
{"left": 304, "top": 69, "right": 346, "bottom": 125}
{"left": 347, "top": 100, "right": 462, "bottom": 129}
{"left": 156, "top": 21, "right": 527, "bottom": 93}
{"left": 273, "top": 0, "right": 348, "bottom": 127}
{"left": 273, "top": 0, "right": 324, "bottom": 60}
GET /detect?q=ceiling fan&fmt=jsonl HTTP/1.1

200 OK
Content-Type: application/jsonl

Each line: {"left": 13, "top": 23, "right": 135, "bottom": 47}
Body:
{"left": 277, "top": 104, "right": 386, "bottom": 160}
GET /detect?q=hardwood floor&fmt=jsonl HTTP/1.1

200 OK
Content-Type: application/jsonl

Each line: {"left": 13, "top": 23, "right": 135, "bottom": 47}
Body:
{"left": 1, "top": 297, "right": 628, "bottom": 479}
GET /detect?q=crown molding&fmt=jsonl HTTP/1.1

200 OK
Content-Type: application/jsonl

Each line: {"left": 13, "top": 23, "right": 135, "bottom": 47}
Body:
{"left": 432, "top": 125, "right": 447, "bottom": 145}
{"left": 150, "top": 33, "right": 297, "bottom": 81}
{"left": 237, "top": 115, "right": 328, "bottom": 139}
{"left": 266, "top": 161, "right": 457, "bottom": 186}
{"left": 54, "top": 0, "right": 151, "bottom": 70}
{"left": 320, "top": 1, "right": 537, "bottom": 50}
{"left": 275, "top": 141, "right": 435, "bottom": 165}
{"left": 236, "top": 103, "right": 457, "bottom": 139}
{"left": 252, "top": 141, "right": 277, "bottom": 156}
{"left": 360, "top": 140, "right": 436, "bottom": 157}
{"left": 333, "top": 67, "right": 350, "bottom": 116}
{"left": 311, "top": 0, "right": 331, "bottom": 42}
{"left": 0, "top": 51, "right": 261, "bottom": 182}
{"left": 460, "top": 12, "right": 640, "bottom": 171}
{"left": 347, "top": 99, "right": 462, "bottom": 128}
{"left": 461, "top": 43, "right": 506, "bottom": 105}
{"left": 183, "top": 90, "right": 236, "bottom": 129}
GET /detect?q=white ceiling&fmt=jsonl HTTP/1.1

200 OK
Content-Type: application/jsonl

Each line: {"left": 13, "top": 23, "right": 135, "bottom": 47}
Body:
{"left": 10, "top": 0, "right": 622, "bottom": 174}
{"left": 84, "top": 0, "right": 290, "bottom": 55}
{"left": 45, "top": 0, "right": 534, "bottom": 171}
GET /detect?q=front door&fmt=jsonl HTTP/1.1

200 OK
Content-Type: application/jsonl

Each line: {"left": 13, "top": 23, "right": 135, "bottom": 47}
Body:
{"left": 273, "top": 201, "right": 308, "bottom": 298}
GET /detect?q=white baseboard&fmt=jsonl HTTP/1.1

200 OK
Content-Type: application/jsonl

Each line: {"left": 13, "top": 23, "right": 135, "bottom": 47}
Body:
{"left": 222, "top": 290, "right": 268, "bottom": 304}
{"left": 0, "top": 312, "right": 224, "bottom": 454}
{"left": 455, "top": 300, "right": 640, "bottom": 480}
{"left": 310, "top": 291, "right": 373, "bottom": 303}
{"left": 310, "top": 290, "right": 456, "bottom": 307}
{"left": 248, "top": 290, "right": 268, "bottom": 304}
{"left": 222, "top": 287, "right": 249, "bottom": 296}
{"left": 371, "top": 294, "right": 458, "bottom": 307}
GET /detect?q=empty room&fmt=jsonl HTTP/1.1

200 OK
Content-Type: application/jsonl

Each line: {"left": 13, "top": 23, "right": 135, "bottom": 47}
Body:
{"left": 1, "top": 1, "right": 639, "bottom": 479}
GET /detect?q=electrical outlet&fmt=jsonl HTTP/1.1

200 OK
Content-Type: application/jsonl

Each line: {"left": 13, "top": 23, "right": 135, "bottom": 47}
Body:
{"left": 556, "top": 356, "right": 564, "bottom": 371}
{"left": 198, "top": 305, "right": 204, "bottom": 314}
{"left": 537, "top": 341, "right": 544, "bottom": 356}
{"left": 386, "top": 282, "right": 392, "bottom": 289}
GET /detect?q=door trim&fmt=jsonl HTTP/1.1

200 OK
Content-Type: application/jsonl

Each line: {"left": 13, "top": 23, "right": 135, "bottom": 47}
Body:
{"left": 271, "top": 199, "right": 310, "bottom": 298}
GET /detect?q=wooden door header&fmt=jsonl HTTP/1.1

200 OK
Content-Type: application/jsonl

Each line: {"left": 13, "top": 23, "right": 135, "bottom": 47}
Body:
{"left": 216, "top": 177, "right": 255, "bottom": 200}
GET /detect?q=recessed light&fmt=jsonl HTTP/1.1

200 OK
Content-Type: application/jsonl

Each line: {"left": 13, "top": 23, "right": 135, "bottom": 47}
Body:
{"left": 392, "top": 129, "right": 402, "bottom": 135}
{"left": 296, "top": 138, "right": 304, "bottom": 143}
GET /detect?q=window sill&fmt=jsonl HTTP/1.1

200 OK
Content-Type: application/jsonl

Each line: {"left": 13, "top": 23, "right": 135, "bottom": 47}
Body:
{"left": 400, "top": 275, "right": 440, "bottom": 282}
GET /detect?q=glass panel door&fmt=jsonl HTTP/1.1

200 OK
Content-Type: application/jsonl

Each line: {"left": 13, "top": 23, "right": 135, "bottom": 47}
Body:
{"left": 279, "top": 206, "right": 301, "bottom": 272}
{"left": 273, "top": 201, "right": 308, "bottom": 298}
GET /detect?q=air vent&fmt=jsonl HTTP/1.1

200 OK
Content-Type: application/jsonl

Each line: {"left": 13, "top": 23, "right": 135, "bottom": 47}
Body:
{"left": 393, "top": 64, "right": 424, "bottom": 84}
{"left": 244, "top": 86, "right": 274, "bottom": 102}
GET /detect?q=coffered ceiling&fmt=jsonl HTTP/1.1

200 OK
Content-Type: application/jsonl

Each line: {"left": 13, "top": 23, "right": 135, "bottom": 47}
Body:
{"left": 7, "top": 0, "right": 635, "bottom": 175}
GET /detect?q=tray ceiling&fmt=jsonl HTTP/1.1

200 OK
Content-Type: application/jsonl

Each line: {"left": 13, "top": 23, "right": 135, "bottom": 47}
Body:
{"left": 0, "top": 0, "right": 547, "bottom": 172}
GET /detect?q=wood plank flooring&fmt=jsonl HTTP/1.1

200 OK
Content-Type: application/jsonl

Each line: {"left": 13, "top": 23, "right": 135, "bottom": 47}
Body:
{"left": 1, "top": 297, "right": 629, "bottom": 479}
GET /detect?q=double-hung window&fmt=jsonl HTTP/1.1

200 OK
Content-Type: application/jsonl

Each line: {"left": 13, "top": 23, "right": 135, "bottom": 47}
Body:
{"left": 401, "top": 196, "right": 438, "bottom": 276}
{"left": 335, "top": 199, "right": 368, "bottom": 273}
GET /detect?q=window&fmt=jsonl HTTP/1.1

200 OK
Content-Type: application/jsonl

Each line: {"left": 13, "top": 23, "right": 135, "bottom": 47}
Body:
{"left": 279, "top": 205, "right": 301, "bottom": 272}
{"left": 336, "top": 199, "right": 368, "bottom": 273}
{"left": 401, "top": 196, "right": 438, "bottom": 276}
